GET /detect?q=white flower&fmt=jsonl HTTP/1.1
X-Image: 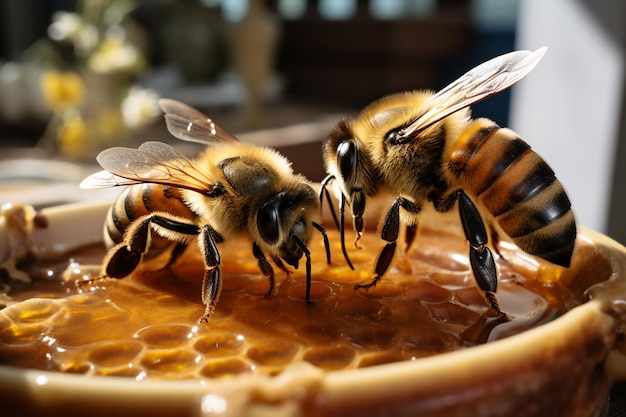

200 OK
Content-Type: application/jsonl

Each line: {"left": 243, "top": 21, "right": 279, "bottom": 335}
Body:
{"left": 74, "top": 23, "right": 99, "bottom": 57}
{"left": 121, "top": 86, "right": 160, "bottom": 129}
{"left": 47, "top": 11, "right": 83, "bottom": 42}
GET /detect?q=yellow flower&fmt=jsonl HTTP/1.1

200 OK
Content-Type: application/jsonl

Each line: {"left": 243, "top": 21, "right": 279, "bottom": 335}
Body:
{"left": 88, "top": 30, "right": 143, "bottom": 74}
{"left": 41, "top": 71, "right": 85, "bottom": 110}
{"left": 57, "top": 112, "right": 89, "bottom": 158}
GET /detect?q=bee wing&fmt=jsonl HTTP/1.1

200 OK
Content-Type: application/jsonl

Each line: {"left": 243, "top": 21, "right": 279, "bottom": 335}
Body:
{"left": 401, "top": 47, "right": 547, "bottom": 137}
{"left": 79, "top": 170, "right": 143, "bottom": 189}
{"left": 159, "top": 98, "right": 240, "bottom": 145}
{"left": 81, "top": 141, "right": 216, "bottom": 195}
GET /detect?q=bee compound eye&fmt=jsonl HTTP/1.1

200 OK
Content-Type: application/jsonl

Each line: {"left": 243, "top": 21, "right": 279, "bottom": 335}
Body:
{"left": 257, "top": 200, "right": 280, "bottom": 245}
{"left": 337, "top": 141, "right": 357, "bottom": 182}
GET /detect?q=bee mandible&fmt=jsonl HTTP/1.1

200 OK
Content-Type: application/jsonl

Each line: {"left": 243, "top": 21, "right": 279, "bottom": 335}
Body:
{"left": 81, "top": 99, "right": 331, "bottom": 322}
{"left": 320, "top": 48, "right": 576, "bottom": 315}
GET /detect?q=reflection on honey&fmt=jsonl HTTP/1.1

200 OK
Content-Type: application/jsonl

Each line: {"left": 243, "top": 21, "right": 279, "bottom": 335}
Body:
{"left": 0, "top": 227, "right": 578, "bottom": 380}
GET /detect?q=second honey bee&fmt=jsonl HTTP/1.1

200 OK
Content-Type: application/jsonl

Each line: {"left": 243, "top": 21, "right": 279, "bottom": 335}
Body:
{"left": 321, "top": 48, "right": 576, "bottom": 315}
{"left": 81, "top": 99, "right": 331, "bottom": 322}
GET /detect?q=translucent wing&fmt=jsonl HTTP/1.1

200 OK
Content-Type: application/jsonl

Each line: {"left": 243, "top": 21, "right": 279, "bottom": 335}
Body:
{"left": 80, "top": 141, "right": 216, "bottom": 195}
{"left": 400, "top": 47, "right": 547, "bottom": 138}
{"left": 80, "top": 170, "right": 143, "bottom": 189}
{"left": 159, "top": 98, "right": 240, "bottom": 145}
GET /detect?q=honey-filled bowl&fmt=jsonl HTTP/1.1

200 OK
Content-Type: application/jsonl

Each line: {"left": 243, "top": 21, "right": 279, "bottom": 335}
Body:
{"left": 0, "top": 198, "right": 625, "bottom": 417}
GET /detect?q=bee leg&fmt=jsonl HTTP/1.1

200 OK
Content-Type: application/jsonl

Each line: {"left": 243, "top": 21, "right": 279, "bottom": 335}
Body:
{"left": 355, "top": 197, "right": 420, "bottom": 291}
{"left": 291, "top": 235, "right": 313, "bottom": 303}
{"left": 200, "top": 268, "right": 221, "bottom": 323}
{"left": 404, "top": 223, "right": 418, "bottom": 252}
{"left": 104, "top": 215, "right": 154, "bottom": 278}
{"left": 312, "top": 222, "right": 331, "bottom": 265}
{"left": 351, "top": 191, "right": 366, "bottom": 249}
{"left": 198, "top": 224, "right": 223, "bottom": 323}
{"left": 455, "top": 190, "right": 504, "bottom": 316}
{"left": 319, "top": 174, "right": 341, "bottom": 230}
{"left": 319, "top": 175, "right": 353, "bottom": 270}
{"left": 252, "top": 243, "right": 276, "bottom": 298}
{"left": 150, "top": 217, "right": 222, "bottom": 322}
{"left": 338, "top": 194, "right": 355, "bottom": 270}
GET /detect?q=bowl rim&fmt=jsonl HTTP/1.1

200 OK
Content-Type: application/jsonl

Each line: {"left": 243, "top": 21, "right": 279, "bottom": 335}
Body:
{"left": 1, "top": 199, "right": 626, "bottom": 415}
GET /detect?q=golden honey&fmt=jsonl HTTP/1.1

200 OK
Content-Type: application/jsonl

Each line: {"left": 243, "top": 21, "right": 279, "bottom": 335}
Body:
{"left": 0, "top": 227, "right": 578, "bottom": 380}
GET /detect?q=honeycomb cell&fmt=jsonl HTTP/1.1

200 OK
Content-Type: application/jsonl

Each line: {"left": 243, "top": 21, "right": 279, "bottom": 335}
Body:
{"left": 341, "top": 245, "right": 379, "bottom": 266}
{"left": 0, "top": 225, "right": 574, "bottom": 380}
{"left": 87, "top": 340, "right": 144, "bottom": 367}
{"left": 280, "top": 280, "right": 334, "bottom": 302}
{"left": 134, "top": 324, "right": 197, "bottom": 348}
{"left": 332, "top": 296, "right": 388, "bottom": 322}
{"left": 64, "top": 292, "right": 107, "bottom": 306}
{"left": 303, "top": 345, "right": 357, "bottom": 371}
{"left": 401, "top": 330, "right": 460, "bottom": 357}
{"left": 0, "top": 322, "right": 47, "bottom": 345}
{"left": 93, "top": 366, "right": 146, "bottom": 378}
{"left": 246, "top": 341, "right": 301, "bottom": 366}
{"left": 57, "top": 360, "right": 93, "bottom": 374}
{"left": 140, "top": 349, "right": 202, "bottom": 374}
{"left": 424, "top": 300, "right": 481, "bottom": 325}
{"left": 229, "top": 293, "right": 277, "bottom": 326}
{"left": 347, "top": 325, "right": 398, "bottom": 349}
{"left": 405, "top": 279, "right": 451, "bottom": 303}
{"left": 294, "top": 321, "right": 342, "bottom": 343}
{"left": 355, "top": 280, "right": 404, "bottom": 300}
{"left": 200, "top": 358, "right": 253, "bottom": 378}
{"left": 194, "top": 332, "right": 245, "bottom": 356}
{"left": 3, "top": 298, "right": 62, "bottom": 323}
{"left": 221, "top": 273, "right": 274, "bottom": 296}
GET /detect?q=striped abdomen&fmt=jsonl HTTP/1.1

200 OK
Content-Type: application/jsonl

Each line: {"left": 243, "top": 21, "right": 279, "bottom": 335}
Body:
{"left": 105, "top": 183, "right": 196, "bottom": 257}
{"left": 450, "top": 119, "right": 576, "bottom": 267}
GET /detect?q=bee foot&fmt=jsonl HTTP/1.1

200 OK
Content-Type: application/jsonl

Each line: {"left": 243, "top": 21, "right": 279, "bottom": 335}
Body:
{"left": 74, "top": 275, "right": 114, "bottom": 292}
{"left": 354, "top": 282, "right": 376, "bottom": 292}
{"left": 485, "top": 291, "right": 509, "bottom": 319}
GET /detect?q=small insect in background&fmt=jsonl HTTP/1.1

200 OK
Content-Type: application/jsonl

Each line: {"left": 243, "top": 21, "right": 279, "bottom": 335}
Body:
{"left": 81, "top": 99, "right": 332, "bottom": 322}
{"left": 320, "top": 47, "right": 576, "bottom": 316}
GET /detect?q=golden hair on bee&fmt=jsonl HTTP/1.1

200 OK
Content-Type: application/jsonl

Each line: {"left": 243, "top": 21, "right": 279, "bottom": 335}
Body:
{"left": 81, "top": 99, "right": 333, "bottom": 322}
{"left": 321, "top": 47, "right": 574, "bottom": 318}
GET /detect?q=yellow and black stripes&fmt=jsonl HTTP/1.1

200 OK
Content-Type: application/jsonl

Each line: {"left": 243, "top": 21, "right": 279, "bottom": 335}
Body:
{"left": 452, "top": 122, "right": 575, "bottom": 267}
{"left": 105, "top": 184, "right": 195, "bottom": 257}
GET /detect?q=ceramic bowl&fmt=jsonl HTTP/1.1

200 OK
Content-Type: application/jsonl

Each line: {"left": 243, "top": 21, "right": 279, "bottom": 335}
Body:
{"left": 0, "top": 200, "right": 625, "bottom": 417}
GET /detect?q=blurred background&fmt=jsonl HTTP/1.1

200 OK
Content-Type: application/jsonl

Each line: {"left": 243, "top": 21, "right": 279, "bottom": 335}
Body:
{"left": 0, "top": 0, "right": 625, "bottom": 245}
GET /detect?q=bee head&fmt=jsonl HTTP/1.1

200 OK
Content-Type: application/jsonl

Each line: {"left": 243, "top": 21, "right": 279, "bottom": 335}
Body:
{"left": 255, "top": 181, "right": 320, "bottom": 268}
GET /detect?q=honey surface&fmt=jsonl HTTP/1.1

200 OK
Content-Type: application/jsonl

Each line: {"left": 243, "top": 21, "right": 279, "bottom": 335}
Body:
{"left": 0, "top": 227, "right": 578, "bottom": 380}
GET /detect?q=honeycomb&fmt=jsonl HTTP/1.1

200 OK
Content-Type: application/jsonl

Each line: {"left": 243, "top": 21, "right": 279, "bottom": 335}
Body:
{"left": 0, "top": 227, "right": 577, "bottom": 380}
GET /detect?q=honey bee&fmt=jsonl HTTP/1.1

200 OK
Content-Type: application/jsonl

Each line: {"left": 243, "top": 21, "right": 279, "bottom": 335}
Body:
{"left": 81, "top": 99, "right": 331, "bottom": 322}
{"left": 320, "top": 48, "right": 576, "bottom": 315}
